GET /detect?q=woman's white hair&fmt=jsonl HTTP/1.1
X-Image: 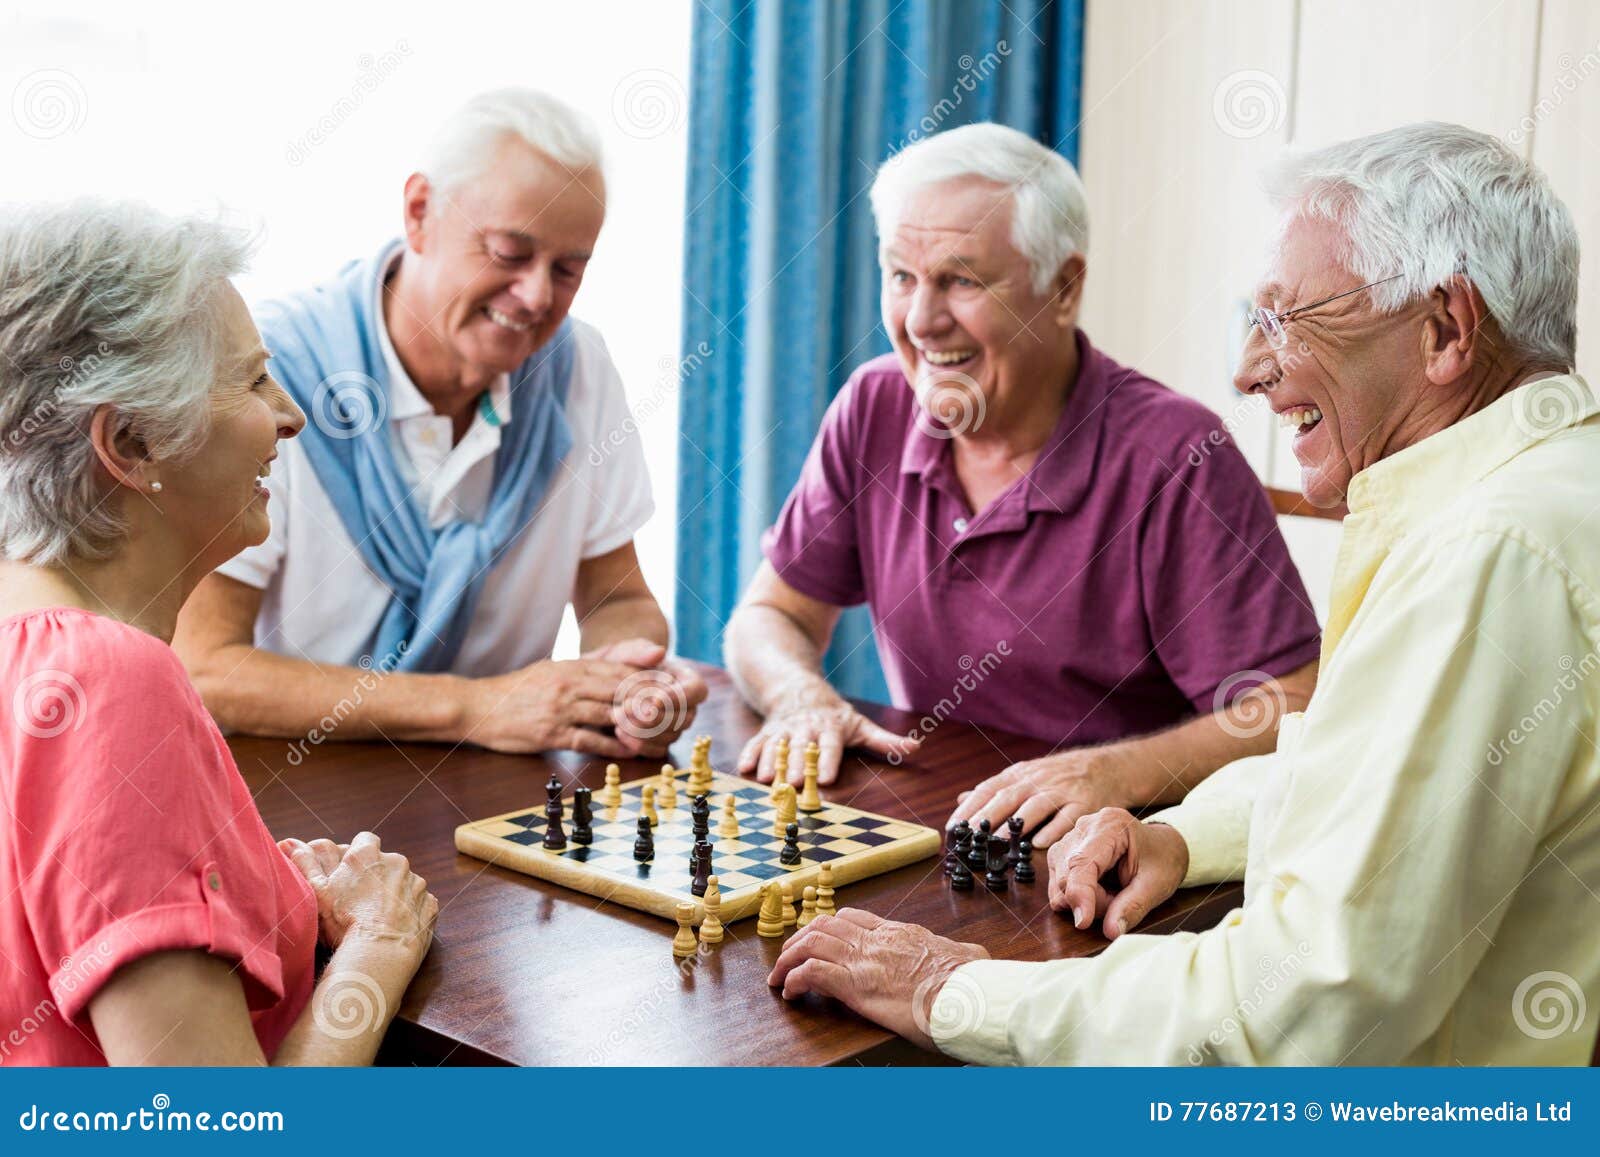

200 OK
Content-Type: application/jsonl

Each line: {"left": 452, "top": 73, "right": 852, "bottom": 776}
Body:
{"left": 0, "top": 200, "right": 251, "bottom": 565}
{"left": 420, "top": 87, "right": 605, "bottom": 193}
{"left": 1266, "top": 121, "right": 1578, "bottom": 369}
{"left": 869, "top": 122, "right": 1089, "bottom": 295}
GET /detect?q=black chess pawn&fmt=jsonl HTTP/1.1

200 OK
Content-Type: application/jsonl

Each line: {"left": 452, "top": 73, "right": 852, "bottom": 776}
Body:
{"left": 1014, "top": 838, "right": 1036, "bottom": 883}
{"left": 633, "top": 815, "right": 654, "bottom": 862}
{"left": 968, "top": 819, "right": 990, "bottom": 874}
{"left": 571, "top": 786, "right": 594, "bottom": 845}
{"left": 543, "top": 794, "right": 568, "bottom": 851}
{"left": 945, "top": 821, "right": 969, "bottom": 875}
{"left": 779, "top": 821, "right": 802, "bottom": 865}
{"left": 985, "top": 837, "right": 1010, "bottom": 891}
{"left": 1007, "top": 816, "right": 1025, "bottom": 864}
{"left": 950, "top": 847, "right": 975, "bottom": 890}
{"left": 690, "top": 840, "right": 713, "bottom": 896}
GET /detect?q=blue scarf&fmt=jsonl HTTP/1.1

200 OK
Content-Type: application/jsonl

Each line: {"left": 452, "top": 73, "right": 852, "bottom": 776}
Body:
{"left": 254, "top": 243, "right": 575, "bottom": 672}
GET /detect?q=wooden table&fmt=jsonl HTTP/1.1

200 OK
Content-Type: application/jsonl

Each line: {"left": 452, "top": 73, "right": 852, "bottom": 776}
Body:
{"left": 234, "top": 666, "right": 1243, "bottom": 1066}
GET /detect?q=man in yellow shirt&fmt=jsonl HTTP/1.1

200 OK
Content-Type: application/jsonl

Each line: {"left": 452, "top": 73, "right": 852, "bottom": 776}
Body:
{"left": 767, "top": 121, "right": 1600, "bottom": 1065}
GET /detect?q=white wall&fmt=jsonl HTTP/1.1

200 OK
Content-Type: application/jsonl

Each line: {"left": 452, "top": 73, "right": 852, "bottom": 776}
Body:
{"left": 1077, "top": 0, "right": 1599, "bottom": 622}
{"left": 1, "top": 0, "right": 692, "bottom": 655}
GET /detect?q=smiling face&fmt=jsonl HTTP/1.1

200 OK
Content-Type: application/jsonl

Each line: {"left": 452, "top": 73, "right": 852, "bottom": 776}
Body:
{"left": 154, "top": 284, "right": 304, "bottom": 570}
{"left": 1237, "top": 213, "right": 1429, "bottom": 507}
{"left": 396, "top": 135, "right": 605, "bottom": 395}
{"left": 880, "top": 175, "right": 1082, "bottom": 434}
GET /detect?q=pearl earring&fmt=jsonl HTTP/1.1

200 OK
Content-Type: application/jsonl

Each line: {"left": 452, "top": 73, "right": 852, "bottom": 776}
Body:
{"left": 149, "top": 481, "right": 163, "bottom": 493}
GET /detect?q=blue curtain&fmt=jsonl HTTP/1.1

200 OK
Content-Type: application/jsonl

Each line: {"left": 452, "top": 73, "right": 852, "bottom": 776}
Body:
{"left": 676, "top": 0, "right": 1085, "bottom": 699}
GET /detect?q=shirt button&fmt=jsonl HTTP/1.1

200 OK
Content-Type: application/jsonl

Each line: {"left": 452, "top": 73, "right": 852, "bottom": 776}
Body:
{"left": 207, "top": 872, "right": 222, "bottom": 892}
{"left": 953, "top": 517, "right": 969, "bottom": 533}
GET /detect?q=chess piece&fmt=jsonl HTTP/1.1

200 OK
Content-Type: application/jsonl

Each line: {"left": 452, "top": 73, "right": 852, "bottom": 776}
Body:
{"left": 543, "top": 779, "right": 567, "bottom": 851}
{"left": 950, "top": 850, "right": 975, "bottom": 891}
{"left": 968, "top": 819, "right": 990, "bottom": 874}
{"left": 985, "top": 837, "right": 1010, "bottom": 891}
{"left": 571, "top": 786, "right": 593, "bottom": 845}
{"left": 600, "top": 763, "right": 623, "bottom": 808}
{"left": 1007, "top": 816, "right": 1025, "bottom": 867}
{"left": 769, "top": 735, "right": 790, "bottom": 800}
{"left": 1014, "top": 838, "right": 1036, "bottom": 883}
{"left": 815, "top": 862, "right": 836, "bottom": 916}
{"left": 756, "top": 881, "right": 786, "bottom": 937}
{"left": 691, "top": 794, "right": 711, "bottom": 843}
{"left": 690, "top": 841, "right": 713, "bottom": 896}
{"left": 641, "top": 784, "right": 658, "bottom": 826}
{"left": 772, "top": 782, "right": 798, "bottom": 836}
{"left": 780, "top": 821, "right": 802, "bottom": 865}
{"left": 672, "top": 902, "right": 698, "bottom": 958}
{"left": 719, "top": 794, "right": 740, "bottom": 838}
{"left": 780, "top": 880, "right": 797, "bottom": 927}
{"left": 699, "top": 876, "right": 724, "bottom": 944}
{"left": 797, "top": 885, "right": 818, "bottom": 927}
{"left": 633, "top": 815, "right": 654, "bottom": 862}
{"left": 945, "top": 821, "right": 969, "bottom": 875}
{"left": 658, "top": 763, "right": 678, "bottom": 809}
{"left": 798, "top": 744, "right": 823, "bottom": 812}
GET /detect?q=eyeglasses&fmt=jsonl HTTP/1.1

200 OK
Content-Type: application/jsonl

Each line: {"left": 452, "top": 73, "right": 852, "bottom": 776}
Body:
{"left": 1248, "top": 274, "right": 1403, "bottom": 349}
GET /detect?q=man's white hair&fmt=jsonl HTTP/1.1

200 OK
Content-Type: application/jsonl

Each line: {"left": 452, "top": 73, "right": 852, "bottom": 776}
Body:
{"left": 1266, "top": 121, "right": 1578, "bottom": 369}
{"left": 420, "top": 87, "right": 605, "bottom": 193}
{"left": 870, "top": 122, "right": 1089, "bottom": 295}
{"left": 0, "top": 200, "right": 250, "bottom": 565}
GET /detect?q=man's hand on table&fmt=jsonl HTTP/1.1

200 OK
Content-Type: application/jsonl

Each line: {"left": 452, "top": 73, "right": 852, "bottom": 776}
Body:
{"left": 458, "top": 640, "right": 705, "bottom": 758}
{"left": 946, "top": 747, "right": 1142, "bottom": 848}
{"left": 738, "top": 679, "right": 919, "bottom": 786}
{"left": 767, "top": 908, "right": 988, "bottom": 1051}
{"left": 1047, "top": 808, "right": 1189, "bottom": 940}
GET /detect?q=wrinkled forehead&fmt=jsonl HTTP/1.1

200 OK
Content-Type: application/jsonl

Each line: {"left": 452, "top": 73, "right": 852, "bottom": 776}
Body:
{"left": 881, "top": 175, "right": 1018, "bottom": 268}
{"left": 1255, "top": 209, "right": 1352, "bottom": 299}
{"left": 441, "top": 140, "right": 606, "bottom": 242}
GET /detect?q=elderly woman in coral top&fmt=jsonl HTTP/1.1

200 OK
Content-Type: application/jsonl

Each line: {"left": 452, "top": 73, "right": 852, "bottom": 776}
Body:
{"left": 0, "top": 201, "right": 436, "bottom": 1065}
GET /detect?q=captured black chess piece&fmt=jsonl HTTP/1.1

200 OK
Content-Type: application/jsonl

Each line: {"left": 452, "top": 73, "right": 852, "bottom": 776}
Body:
{"left": 1014, "top": 838, "right": 1036, "bottom": 883}
{"left": 985, "top": 836, "right": 1010, "bottom": 891}
{"left": 690, "top": 840, "right": 713, "bottom": 896}
{"left": 633, "top": 815, "right": 654, "bottom": 862}
{"left": 968, "top": 819, "right": 990, "bottom": 875}
{"left": 950, "top": 827, "right": 975, "bottom": 891}
{"left": 945, "top": 821, "right": 969, "bottom": 876}
{"left": 779, "top": 821, "right": 802, "bottom": 865}
{"left": 571, "top": 786, "right": 594, "bottom": 846}
{"left": 543, "top": 775, "right": 568, "bottom": 851}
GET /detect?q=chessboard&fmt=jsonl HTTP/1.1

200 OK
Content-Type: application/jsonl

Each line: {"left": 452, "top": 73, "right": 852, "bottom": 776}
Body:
{"left": 455, "top": 769, "right": 941, "bottom": 924}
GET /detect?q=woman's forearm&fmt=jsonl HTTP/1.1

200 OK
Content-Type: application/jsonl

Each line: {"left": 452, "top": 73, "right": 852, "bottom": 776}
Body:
{"left": 272, "top": 938, "right": 421, "bottom": 1066}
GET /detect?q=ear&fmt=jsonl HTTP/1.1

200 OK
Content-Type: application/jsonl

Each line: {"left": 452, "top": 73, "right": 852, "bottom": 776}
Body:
{"left": 1050, "top": 253, "right": 1087, "bottom": 328}
{"left": 401, "top": 172, "right": 433, "bottom": 255}
{"left": 87, "top": 406, "right": 154, "bottom": 494}
{"left": 1421, "top": 274, "right": 1488, "bottom": 386}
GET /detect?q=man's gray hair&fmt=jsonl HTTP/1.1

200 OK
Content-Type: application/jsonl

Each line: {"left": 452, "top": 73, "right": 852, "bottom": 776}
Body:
{"left": 420, "top": 87, "right": 605, "bottom": 193}
{"left": 870, "top": 122, "right": 1089, "bottom": 295}
{"left": 0, "top": 200, "right": 251, "bottom": 565}
{"left": 1267, "top": 121, "right": 1578, "bottom": 369}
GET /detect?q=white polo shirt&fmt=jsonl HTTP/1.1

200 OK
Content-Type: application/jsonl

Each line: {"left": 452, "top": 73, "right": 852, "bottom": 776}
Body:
{"left": 219, "top": 259, "right": 653, "bottom": 676}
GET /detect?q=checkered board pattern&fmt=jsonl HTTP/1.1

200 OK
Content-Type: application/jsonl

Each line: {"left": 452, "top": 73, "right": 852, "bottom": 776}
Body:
{"left": 455, "top": 770, "right": 941, "bottom": 923}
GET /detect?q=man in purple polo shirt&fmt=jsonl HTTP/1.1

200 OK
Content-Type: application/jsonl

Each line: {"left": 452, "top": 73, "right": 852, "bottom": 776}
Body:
{"left": 723, "top": 123, "right": 1320, "bottom": 847}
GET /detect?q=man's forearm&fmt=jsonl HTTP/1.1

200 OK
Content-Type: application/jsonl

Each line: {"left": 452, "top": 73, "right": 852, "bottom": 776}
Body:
{"left": 1093, "top": 709, "right": 1282, "bottom": 807}
{"left": 578, "top": 594, "right": 669, "bottom": 653}
{"left": 724, "top": 603, "right": 838, "bottom": 716}
{"left": 190, "top": 644, "right": 469, "bottom": 744}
